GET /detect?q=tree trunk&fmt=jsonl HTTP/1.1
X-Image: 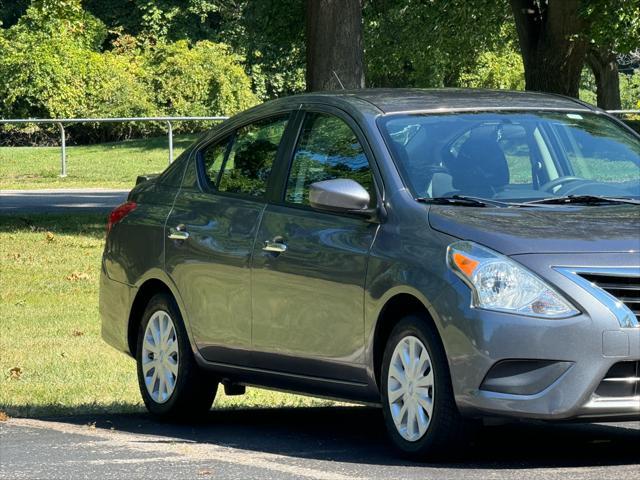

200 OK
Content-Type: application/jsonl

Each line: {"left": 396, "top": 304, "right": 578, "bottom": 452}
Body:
{"left": 305, "top": 0, "right": 364, "bottom": 91}
{"left": 587, "top": 47, "right": 622, "bottom": 110}
{"left": 510, "top": 0, "right": 589, "bottom": 98}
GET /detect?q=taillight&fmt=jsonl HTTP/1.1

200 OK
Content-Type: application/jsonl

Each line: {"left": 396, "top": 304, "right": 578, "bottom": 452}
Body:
{"left": 107, "top": 201, "right": 137, "bottom": 233}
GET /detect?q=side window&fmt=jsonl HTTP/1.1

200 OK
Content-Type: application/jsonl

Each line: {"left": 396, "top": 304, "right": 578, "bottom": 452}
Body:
{"left": 285, "top": 113, "right": 374, "bottom": 205}
{"left": 219, "top": 115, "right": 289, "bottom": 197}
{"left": 201, "top": 137, "right": 230, "bottom": 187}
{"left": 200, "top": 115, "right": 289, "bottom": 197}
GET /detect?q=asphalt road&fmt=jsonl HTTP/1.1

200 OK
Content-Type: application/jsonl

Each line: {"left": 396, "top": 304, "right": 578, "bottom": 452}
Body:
{"left": 0, "top": 189, "right": 129, "bottom": 213}
{"left": 1, "top": 407, "right": 639, "bottom": 479}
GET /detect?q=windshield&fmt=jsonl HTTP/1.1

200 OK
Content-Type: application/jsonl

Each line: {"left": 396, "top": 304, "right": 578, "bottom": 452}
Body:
{"left": 378, "top": 111, "right": 640, "bottom": 202}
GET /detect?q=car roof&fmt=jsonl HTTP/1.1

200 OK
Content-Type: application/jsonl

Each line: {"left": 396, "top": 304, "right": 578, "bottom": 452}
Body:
{"left": 267, "top": 88, "right": 594, "bottom": 115}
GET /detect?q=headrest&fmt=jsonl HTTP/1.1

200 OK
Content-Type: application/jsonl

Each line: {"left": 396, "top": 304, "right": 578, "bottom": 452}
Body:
{"left": 447, "top": 129, "right": 509, "bottom": 194}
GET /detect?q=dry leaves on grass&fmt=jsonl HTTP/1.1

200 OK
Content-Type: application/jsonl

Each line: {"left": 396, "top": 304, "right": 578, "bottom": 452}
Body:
{"left": 9, "top": 367, "right": 22, "bottom": 380}
{"left": 71, "top": 329, "right": 85, "bottom": 337}
{"left": 45, "top": 231, "right": 55, "bottom": 242}
{"left": 0, "top": 411, "right": 9, "bottom": 422}
{"left": 66, "top": 271, "right": 91, "bottom": 282}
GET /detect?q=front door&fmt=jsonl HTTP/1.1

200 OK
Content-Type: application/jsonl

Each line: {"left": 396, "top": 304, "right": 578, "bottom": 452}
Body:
{"left": 250, "top": 111, "right": 379, "bottom": 382}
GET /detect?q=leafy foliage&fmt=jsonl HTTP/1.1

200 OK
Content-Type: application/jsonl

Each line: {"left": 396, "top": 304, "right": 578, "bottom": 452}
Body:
{"left": 581, "top": 0, "right": 640, "bottom": 55}
{"left": 143, "top": 40, "right": 258, "bottom": 122}
{"left": 1, "top": 0, "right": 638, "bottom": 144}
{"left": 620, "top": 70, "right": 640, "bottom": 110}
{"left": 0, "top": 0, "right": 256, "bottom": 143}
{"left": 458, "top": 25, "right": 525, "bottom": 90}
{"left": 364, "top": 0, "right": 513, "bottom": 88}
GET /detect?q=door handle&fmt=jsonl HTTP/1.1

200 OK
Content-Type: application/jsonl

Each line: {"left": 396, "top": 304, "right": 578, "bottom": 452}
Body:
{"left": 262, "top": 240, "right": 287, "bottom": 253}
{"left": 168, "top": 225, "right": 189, "bottom": 241}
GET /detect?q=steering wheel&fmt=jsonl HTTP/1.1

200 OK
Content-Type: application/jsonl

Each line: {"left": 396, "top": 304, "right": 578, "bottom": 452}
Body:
{"left": 539, "top": 176, "right": 583, "bottom": 193}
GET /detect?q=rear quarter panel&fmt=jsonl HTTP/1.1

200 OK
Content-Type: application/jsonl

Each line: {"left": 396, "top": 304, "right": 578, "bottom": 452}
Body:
{"left": 103, "top": 182, "right": 177, "bottom": 286}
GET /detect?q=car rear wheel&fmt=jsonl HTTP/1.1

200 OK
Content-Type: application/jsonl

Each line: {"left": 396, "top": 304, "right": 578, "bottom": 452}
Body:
{"left": 136, "top": 292, "right": 217, "bottom": 419}
{"left": 380, "top": 314, "right": 469, "bottom": 459}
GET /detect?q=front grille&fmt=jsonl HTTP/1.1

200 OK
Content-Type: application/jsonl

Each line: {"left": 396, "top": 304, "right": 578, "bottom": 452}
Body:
{"left": 578, "top": 273, "right": 640, "bottom": 323}
{"left": 594, "top": 361, "right": 640, "bottom": 398}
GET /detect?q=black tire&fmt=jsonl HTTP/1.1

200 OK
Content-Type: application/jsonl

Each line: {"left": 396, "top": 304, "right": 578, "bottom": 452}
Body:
{"left": 136, "top": 292, "right": 217, "bottom": 419}
{"left": 380, "top": 314, "right": 469, "bottom": 460}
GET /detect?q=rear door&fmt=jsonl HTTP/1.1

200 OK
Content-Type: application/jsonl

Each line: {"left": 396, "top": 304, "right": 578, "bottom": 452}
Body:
{"left": 250, "top": 108, "right": 380, "bottom": 382}
{"left": 165, "top": 113, "right": 292, "bottom": 364}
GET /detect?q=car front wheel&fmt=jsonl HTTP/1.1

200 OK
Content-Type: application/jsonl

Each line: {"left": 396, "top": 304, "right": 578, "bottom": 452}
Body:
{"left": 136, "top": 292, "right": 217, "bottom": 419}
{"left": 380, "top": 314, "right": 469, "bottom": 459}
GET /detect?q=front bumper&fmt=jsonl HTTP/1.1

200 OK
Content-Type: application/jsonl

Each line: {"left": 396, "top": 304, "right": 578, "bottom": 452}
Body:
{"left": 442, "top": 252, "right": 640, "bottom": 421}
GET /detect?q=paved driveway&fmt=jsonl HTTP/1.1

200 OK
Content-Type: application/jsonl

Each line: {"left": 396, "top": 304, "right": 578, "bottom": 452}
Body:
{"left": 1, "top": 407, "right": 638, "bottom": 479}
{"left": 0, "top": 189, "right": 129, "bottom": 213}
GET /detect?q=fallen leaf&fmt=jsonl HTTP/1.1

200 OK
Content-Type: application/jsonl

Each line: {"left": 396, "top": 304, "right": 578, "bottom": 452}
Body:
{"left": 9, "top": 367, "right": 22, "bottom": 380}
{"left": 66, "top": 272, "right": 91, "bottom": 281}
{"left": 71, "top": 329, "right": 84, "bottom": 337}
{"left": 197, "top": 470, "right": 212, "bottom": 476}
{"left": 45, "top": 231, "right": 55, "bottom": 242}
{"left": 0, "top": 411, "right": 9, "bottom": 422}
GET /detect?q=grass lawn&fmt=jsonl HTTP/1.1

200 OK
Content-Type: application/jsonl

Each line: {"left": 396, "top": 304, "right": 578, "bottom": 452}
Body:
{"left": 0, "top": 135, "right": 199, "bottom": 190}
{"left": 0, "top": 214, "right": 336, "bottom": 417}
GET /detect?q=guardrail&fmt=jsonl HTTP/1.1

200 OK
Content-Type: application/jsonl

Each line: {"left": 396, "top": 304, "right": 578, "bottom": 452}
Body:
{"left": 0, "top": 116, "right": 229, "bottom": 177}
{"left": 0, "top": 110, "right": 638, "bottom": 178}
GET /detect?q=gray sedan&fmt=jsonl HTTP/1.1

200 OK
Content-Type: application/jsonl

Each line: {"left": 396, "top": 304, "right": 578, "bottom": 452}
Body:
{"left": 100, "top": 89, "right": 640, "bottom": 459}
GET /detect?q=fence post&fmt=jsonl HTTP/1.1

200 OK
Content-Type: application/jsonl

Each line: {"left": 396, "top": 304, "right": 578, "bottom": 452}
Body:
{"left": 57, "top": 122, "right": 67, "bottom": 177}
{"left": 167, "top": 121, "right": 173, "bottom": 165}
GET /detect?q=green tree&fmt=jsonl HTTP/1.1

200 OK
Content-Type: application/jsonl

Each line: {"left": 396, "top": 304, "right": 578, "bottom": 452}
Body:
{"left": 365, "top": 0, "right": 511, "bottom": 88}
{"left": 510, "top": 0, "right": 640, "bottom": 102}
{"left": 84, "top": 0, "right": 306, "bottom": 99}
{"left": 458, "top": 24, "right": 525, "bottom": 90}
{"left": 582, "top": 0, "right": 640, "bottom": 109}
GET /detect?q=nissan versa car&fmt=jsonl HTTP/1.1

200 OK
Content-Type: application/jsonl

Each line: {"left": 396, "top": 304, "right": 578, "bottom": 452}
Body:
{"left": 100, "top": 89, "right": 640, "bottom": 458}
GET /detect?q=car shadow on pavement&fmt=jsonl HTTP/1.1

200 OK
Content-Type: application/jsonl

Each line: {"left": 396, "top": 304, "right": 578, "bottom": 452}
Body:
{"left": 38, "top": 405, "right": 640, "bottom": 469}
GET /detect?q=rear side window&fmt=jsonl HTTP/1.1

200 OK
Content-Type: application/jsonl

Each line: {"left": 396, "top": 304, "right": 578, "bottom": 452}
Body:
{"left": 201, "top": 114, "right": 289, "bottom": 197}
{"left": 285, "top": 113, "right": 374, "bottom": 205}
{"left": 201, "top": 137, "right": 230, "bottom": 186}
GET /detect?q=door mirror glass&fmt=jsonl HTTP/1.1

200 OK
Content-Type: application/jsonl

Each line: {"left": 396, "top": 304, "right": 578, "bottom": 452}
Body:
{"left": 309, "top": 178, "right": 371, "bottom": 213}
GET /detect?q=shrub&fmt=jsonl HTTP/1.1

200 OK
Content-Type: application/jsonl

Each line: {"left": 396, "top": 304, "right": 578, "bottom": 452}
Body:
{"left": 458, "top": 49, "right": 525, "bottom": 90}
{"left": 0, "top": 4, "right": 156, "bottom": 144}
{"left": 0, "top": 3, "right": 258, "bottom": 144}
{"left": 143, "top": 40, "right": 258, "bottom": 132}
{"left": 620, "top": 69, "right": 640, "bottom": 110}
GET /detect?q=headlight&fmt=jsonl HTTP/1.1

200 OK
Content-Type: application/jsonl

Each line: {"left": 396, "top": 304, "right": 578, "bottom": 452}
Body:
{"left": 446, "top": 241, "right": 578, "bottom": 319}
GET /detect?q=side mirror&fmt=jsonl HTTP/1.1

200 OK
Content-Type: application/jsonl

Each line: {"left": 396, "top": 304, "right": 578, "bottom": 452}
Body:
{"left": 309, "top": 178, "right": 371, "bottom": 215}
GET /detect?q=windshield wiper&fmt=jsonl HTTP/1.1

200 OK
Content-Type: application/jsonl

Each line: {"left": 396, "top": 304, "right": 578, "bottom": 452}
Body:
{"left": 523, "top": 195, "right": 640, "bottom": 206}
{"left": 417, "top": 195, "right": 511, "bottom": 208}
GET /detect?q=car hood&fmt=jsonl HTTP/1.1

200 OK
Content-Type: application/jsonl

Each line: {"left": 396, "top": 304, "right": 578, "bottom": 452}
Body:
{"left": 428, "top": 204, "right": 640, "bottom": 255}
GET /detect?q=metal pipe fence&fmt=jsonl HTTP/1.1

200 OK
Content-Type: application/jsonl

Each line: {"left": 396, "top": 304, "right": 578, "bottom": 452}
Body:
{"left": 0, "top": 116, "right": 228, "bottom": 177}
{"left": 0, "top": 111, "right": 638, "bottom": 178}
